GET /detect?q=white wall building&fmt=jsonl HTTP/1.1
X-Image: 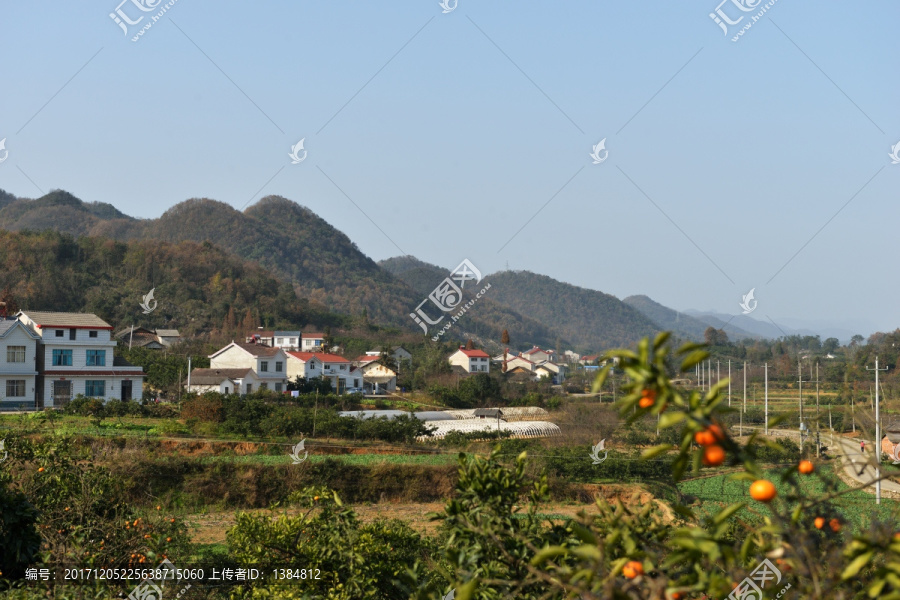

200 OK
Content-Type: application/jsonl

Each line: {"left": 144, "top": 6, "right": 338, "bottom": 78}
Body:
{"left": 448, "top": 348, "right": 491, "bottom": 374}
{"left": 0, "top": 319, "right": 40, "bottom": 408}
{"left": 286, "top": 352, "right": 358, "bottom": 393}
{"left": 300, "top": 333, "right": 326, "bottom": 352}
{"left": 17, "top": 311, "right": 144, "bottom": 407}
{"left": 208, "top": 341, "right": 289, "bottom": 393}
{"left": 187, "top": 368, "right": 260, "bottom": 395}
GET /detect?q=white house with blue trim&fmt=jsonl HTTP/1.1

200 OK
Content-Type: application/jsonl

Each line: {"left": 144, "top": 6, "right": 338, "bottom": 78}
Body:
{"left": 17, "top": 311, "right": 144, "bottom": 407}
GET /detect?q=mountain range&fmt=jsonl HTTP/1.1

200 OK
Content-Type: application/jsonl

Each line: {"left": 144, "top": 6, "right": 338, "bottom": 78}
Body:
{"left": 0, "top": 189, "right": 863, "bottom": 350}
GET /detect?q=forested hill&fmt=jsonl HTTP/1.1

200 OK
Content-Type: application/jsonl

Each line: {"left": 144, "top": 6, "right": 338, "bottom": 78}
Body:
{"left": 0, "top": 190, "right": 420, "bottom": 326}
{"left": 0, "top": 229, "right": 343, "bottom": 338}
{"left": 623, "top": 295, "right": 758, "bottom": 342}
{"left": 380, "top": 257, "right": 662, "bottom": 352}
{"left": 379, "top": 256, "right": 561, "bottom": 350}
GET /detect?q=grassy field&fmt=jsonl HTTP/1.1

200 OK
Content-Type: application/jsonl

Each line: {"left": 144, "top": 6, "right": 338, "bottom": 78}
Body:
{"left": 679, "top": 465, "right": 900, "bottom": 531}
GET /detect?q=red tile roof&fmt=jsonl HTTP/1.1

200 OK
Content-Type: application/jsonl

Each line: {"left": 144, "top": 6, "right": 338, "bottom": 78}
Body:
{"left": 458, "top": 349, "right": 490, "bottom": 358}
{"left": 303, "top": 333, "right": 326, "bottom": 338}
{"left": 287, "top": 351, "right": 349, "bottom": 363}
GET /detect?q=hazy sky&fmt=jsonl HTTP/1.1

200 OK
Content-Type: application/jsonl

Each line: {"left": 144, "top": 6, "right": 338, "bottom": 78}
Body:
{"left": 0, "top": 1, "right": 897, "bottom": 335}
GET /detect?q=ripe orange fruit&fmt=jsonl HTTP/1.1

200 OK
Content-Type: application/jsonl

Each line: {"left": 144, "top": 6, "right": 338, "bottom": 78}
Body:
{"left": 156, "top": 505, "right": 161, "bottom": 511}
{"left": 694, "top": 430, "right": 714, "bottom": 446}
{"left": 639, "top": 389, "right": 656, "bottom": 408}
{"left": 166, "top": 537, "right": 171, "bottom": 542}
{"left": 798, "top": 460, "right": 814, "bottom": 474}
{"left": 829, "top": 518, "right": 841, "bottom": 533}
{"left": 814, "top": 517, "right": 825, "bottom": 529}
{"left": 37, "top": 467, "right": 44, "bottom": 472}
{"left": 702, "top": 445, "right": 726, "bottom": 466}
{"left": 623, "top": 561, "right": 644, "bottom": 579}
{"left": 314, "top": 496, "right": 320, "bottom": 501}
{"left": 694, "top": 424, "right": 725, "bottom": 446}
{"left": 893, "top": 532, "right": 900, "bottom": 542}
{"left": 749, "top": 480, "right": 777, "bottom": 502}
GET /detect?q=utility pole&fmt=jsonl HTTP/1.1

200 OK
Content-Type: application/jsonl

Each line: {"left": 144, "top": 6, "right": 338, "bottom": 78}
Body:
{"left": 815, "top": 362, "right": 820, "bottom": 458}
{"left": 743, "top": 362, "right": 747, "bottom": 414}
{"left": 764, "top": 363, "right": 769, "bottom": 436}
{"left": 798, "top": 360, "right": 809, "bottom": 455}
{"left": 867, "top": 356, "right": 889, "bottom": 505}
{"left": 187, "top": 357, "right": 191, "bottom": 394}
{"left": 728, "top": 360, "right": 731, "bottom": 407}
{"left": 717, "top": 360, "right": 720, "bottom": 388}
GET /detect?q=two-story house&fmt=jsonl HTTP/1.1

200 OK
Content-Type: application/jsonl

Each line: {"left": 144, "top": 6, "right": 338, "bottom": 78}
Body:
{"left": 352, "top": 356, "right": 397, "bottom": 393}
{"left": 448, "top": 347, "right": 491, "bottom": 374}
{"left": 286, "top": 352, "right": 356, "bottom": 393}
{"left": 245, "top": 330, "right": 302, "bottom": 351}
{"left": 300, "top": 333, "right": 326, "bottom": 352}
{"left": 205, "top": 341, "right": 289, "bottom": 394}
{"left": 0, "top": 319, "right": 40, "bottom": 408}
{"left": 521, "top": 346, "right": 555, "bottom": 363}
{"left": 17, "top": 311, "right": 145, "bottom": 406}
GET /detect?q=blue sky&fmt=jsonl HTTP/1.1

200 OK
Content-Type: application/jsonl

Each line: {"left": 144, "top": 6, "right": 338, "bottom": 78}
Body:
{"left": 0, "top": 1, "right": 897, "bottom": 335}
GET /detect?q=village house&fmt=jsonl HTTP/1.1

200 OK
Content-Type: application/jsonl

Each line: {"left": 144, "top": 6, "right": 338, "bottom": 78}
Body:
{"left": 448, "top": 347, "right": 491, "bottom": 374}
{"left": 521, "top": 346, "right": 556, "bottom": 363}
{"left": 365, "top": 345, "right": 412, "bottom": 365}
{"left": 187, "top": 368, "right": 259, "bottom": 395}
{"left": 300, "top": 333, "right": 326, "bottom": 352}
{"left": 286, "top": 351, "right": 359, "bottom": 393}
{"left": 0, "top": 319, "right": 40, "bottom": 408}
{"left": 115, "top": 327, "right": 182, "bottom": 349}
{"left": 352, "top": 355, "right": 398, "bottom": 393}
{"left": 205, "top": 341, "right": 289, "bottom": 393}
{"left": 17, "top": 311, "right": 145, "bottom": 406}
{"left": 245, "top": 330, "right": 301, "bottom": 351}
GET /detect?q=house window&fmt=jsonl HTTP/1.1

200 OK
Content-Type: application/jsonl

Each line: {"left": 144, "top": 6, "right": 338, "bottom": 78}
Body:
{"left": 85, "top": 380, "right": 105, "bottom": 397}
{"left": 354, "top": 379, "right": 360, "bottom": 387}
{"left": 246, "top": 384, "right": 252, "bottom": 394}
{"left": 339, "top": 365, "right": 346, "bottom": 370}
{"left": 224, "top": 387, "right": 230, "bottom": 394}
{"left": 86, "top": 350, "right": 106, "bottom": 367}
{"left": 6, "top": 346, "right": 25, "bottom": 363}
{"left": 69, "top": 329, "right": 76, "bottom": 340}
{"left": 260, "top": 383, "right": 268, "bottom": 390}
{"left": 324, "top": 364, "right": 331, "bottom": 371}
{"left": 276, "top": 338, "right": 284, "bottom": 345}
{"left": 470, "top": 366, "right": 477, "bottom": 372}
{"left": 55, "top": 329, "right": 64, "bottom": 337}
{"left": 260, "top": 361, "right": 269, "bottom": 372}
{"left": 5, "top": 380, "right": 25, "bottom": 397}
{"left": 52, "top": 349, "right": 73, "bottom": 366}
{"left": 314, "top": 340, "right": 322, "bottom": 347}
{"left": 275, "top": 383, "right": 283, "bottom": 393}
{"left": 89, "top": 331, "right": 98, "bottom": 338}
{"left": 290, "top": 338, "right": 297, "bottom": 346}
{"left": 275, "top": 362, "right": 283, "bottom": 372}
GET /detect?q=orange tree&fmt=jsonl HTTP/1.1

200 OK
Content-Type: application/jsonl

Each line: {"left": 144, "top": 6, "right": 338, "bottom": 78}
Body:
{"left": 410, "top": 334, "right": 900, "bottom": 599}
